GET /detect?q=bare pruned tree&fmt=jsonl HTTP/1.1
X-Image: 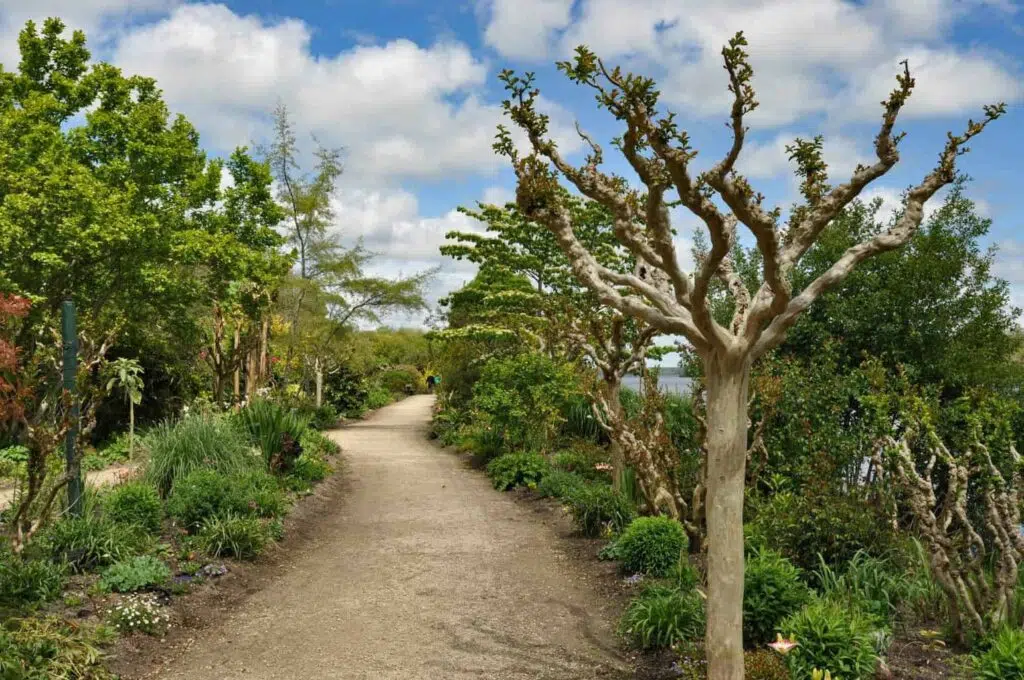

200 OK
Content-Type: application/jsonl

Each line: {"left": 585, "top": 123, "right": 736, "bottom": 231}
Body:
{"left": 493, "top": 31, "right": 1004, "bottom": 679}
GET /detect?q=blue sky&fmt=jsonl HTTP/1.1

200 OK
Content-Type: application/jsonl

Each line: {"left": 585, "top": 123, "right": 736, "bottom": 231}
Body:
{"left": 1, "top": 0, "right": 1022, "bottom": 349}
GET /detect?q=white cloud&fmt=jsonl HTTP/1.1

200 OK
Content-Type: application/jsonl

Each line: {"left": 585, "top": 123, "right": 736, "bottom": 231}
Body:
{"left": 111, "top": 3, "right": 582, "bottom": 184}
{"left": 480, "top": 0, "right": 572, "bottom": 60}
{"left": 992, "top": 240, "right": 1024, "bottom": 314}
{"left": 485, "top": 0, "right": 1021, "bottom": 128}
{"left": 738, "top": 133, "right": 871, "bottom": 182}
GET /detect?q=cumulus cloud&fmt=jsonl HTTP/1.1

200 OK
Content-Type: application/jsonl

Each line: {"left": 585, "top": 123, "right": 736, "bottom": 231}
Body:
{"left": 111, "top": 4, "right": 581, "bottom": 184}
{"left": 992, "top": 240, "right": 1024, "bottom": 312}
{"left": 481, "top": 0, "right": 1022, "bottom": 128}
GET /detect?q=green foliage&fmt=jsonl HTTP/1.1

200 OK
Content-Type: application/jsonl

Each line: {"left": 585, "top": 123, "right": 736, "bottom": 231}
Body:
{"left": 374, "top": 364, "right": 426, "bottom": 394}
{"left": 743, "top": 549, "right": 813, "bottom": 647}
{"left": 780, "top": 599, "right": 880, "bottom": 680}
{"left": 560, "top": 395, "right": 604, "bottom": 443}
{"left": 563, "top": 484, "right": 635, "bottom": 537}
{"left": 98, "top": 556, "right": 171, "bottom": 593}
{"left": 744, "top": 650, "right": 791, "bottom": 680}
{"left": 485, "top": 452, "right": 550, "bottom": 491}
{"left": 469, "top": 352, "right": 581, "bottom": 453}
{"left": 0, "top": 615, "right": 113, "bottom": 679}
{"left": 310, "top": 404, "right": 339, "bottom": 430}
{"left": 550, "top": 446, "right": 612, "bottom": 482}
{"left": 620, "top": 585, "right": 705, "bottom": 650}
{"left": 746, "top": 491, "right": 896, "bottom": 573}
{"left": 106, "top": 594, "right": 169, "bottom": 636}
{"left": 166, "top": 468, "right": 285, "bottom": 532}
{"left": 815, "top": 551, "right": 909, "bottom": 625}
{"left": 973, "top": 627, "right": 1024, "bottom": 680}
{"left": 365, "top": 384, "right": 394, "bottom": 410}
{"left": 322, "top": 366, "right": 369, "bottom": 417}
{"left": 616, "top": 516, "right": 689, "bottom": 577}
{"left": 144, "top": 414, "right": 258, "bottom": 496}
{"left": 103, "top": 482, "right": 163, "bottom": 534}
{"left": 235, "top": 399, "right": 311, "bottom": 474}
{"left": 0, "top": 553, "right": 67, "bottom": 608}
{"left": 299, "top": 428, "right": 340, "bottom": 458}
{"left": 536, "top": 470, "right": 586, "bottom": 499}
{"left": 43, "top": 516, "right": 151, "bottom": 573}
{"left": 197, "top": 515, "right": 271, "bottom": 559}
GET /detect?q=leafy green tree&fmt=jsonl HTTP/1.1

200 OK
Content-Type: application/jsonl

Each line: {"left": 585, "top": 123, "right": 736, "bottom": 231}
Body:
{"left": 104, "top": 358, "right": 144, "bottom": 459}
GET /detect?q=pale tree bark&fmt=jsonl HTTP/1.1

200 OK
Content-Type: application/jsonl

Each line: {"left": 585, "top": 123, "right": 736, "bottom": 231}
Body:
{"left": 495, "top": 32, "right": 1004, "bottom": 679}
{"left": 233, "top": 324, "right": 241, "bottom": 402}
{"left": 315, "top": 356, "right": 324, "bottom": 409}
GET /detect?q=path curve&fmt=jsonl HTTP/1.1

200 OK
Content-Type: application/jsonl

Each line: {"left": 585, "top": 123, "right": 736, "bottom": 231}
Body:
{"left": 152, "top": 395, "right": 631, "bottom": 680}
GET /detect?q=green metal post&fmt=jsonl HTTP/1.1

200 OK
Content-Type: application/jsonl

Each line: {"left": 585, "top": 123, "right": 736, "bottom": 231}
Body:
{"left": 62, "top": 300, "right": 82, "bottom": 516}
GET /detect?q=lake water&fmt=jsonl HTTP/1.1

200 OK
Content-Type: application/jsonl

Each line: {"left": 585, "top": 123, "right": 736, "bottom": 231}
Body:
{"left": 621, "top": 374, "right": 694, "bottom": 395}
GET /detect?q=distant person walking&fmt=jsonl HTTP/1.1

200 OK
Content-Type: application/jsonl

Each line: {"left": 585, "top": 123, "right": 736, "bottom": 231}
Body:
{"left": 426, "top": 375, "right": 436, "bottom": 392}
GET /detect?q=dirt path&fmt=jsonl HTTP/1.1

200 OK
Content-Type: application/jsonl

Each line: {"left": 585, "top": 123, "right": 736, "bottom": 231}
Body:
{"left": 150, "top": 395, "right": 631, "bottom": 680}
{"left": 0, "top": 464, "right": 135, "bottom": 510}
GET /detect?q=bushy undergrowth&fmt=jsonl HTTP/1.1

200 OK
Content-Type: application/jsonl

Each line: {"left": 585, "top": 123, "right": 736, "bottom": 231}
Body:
{"left": 743, "top": 548, "right": 813, "bottom": 647}
{"left": 779, "top": 599, "right": 880, "bottom": 680}
{"left": 196, "top": 514, "right": 272, "bottom": 559}
{"left": 485, "top": 452, "right": 550, "bottom": 491}
{"left": 620, "top": 585, "right": 705, "bottom": 649}
{"left": 0, "top": 615, "right": 113, "bottom": 679}
{"left": 43, "top": 516, "right": 152, "bottom": 573}
{"left": 536, "top": 469, "right": 586, "bottom": 499}
{"left": 615, "top": 516, "right": 688, "bottom": 576}
{"left": 563, "top": 484, "right": 635, "bottom": 537}
{"left": 973, "top": 627, "right": 1024, "bottom": 680}
{"left": 550, "top": 445, "right": 612, "bottom": 482}
{"left": 0, "top": 552, "right": 66, "bottom": 608}
{"left": 99, "top": 556, "right": 171, "bottom": 593}
{"left": 235, "top": 399, "right": 310, "bottom": 474}
{"left": 166, "top": 468, "right": 285, "bottom": 532}
{"left": 744, "top": 649, "right": 791, "bottom": 680}
{"left": 375, "top": 364, "right": 426, "bottom": 395}
{"left": 145, "top": 414, "right": 257, "bottom": 496}
{"left": 815, "top": 551, "right": 908, "bottom": 625}
{"left": 103, "top": 481, "right": 163, "bottom": 534}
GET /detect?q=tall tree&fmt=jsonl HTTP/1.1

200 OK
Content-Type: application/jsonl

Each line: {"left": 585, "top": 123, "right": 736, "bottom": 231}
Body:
{"left": 495, "top": 33, "right": 1004, "bottom": 678}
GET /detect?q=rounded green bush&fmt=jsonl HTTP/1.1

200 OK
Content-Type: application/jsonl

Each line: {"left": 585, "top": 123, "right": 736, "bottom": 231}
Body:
{"left": 620, "top": 585, "right": 705, "bottom": 649}
{"left": 104, "top": 481, "right": 163, "bottom": 534}
{"left": 563, "top": 484, "right": 635, "bottom": 537}
{"left": 617, "top": 516, "right": 688, "bottom": 576}
{"left": 743, "top": 548, "right": 813, "bottom": 647}
{"left": 485, "top": 452, "right": 550, "bottom": 491}
{"left": 780, "top": 599, "right": 879, "bottom": 680}
{"left": 167, "top": 468, "right": 285, "bottom": 532}
{"left": 974, "top": 627, "right": 1024, "bottom": 680}
{"left": 536, "top": 469, "right": 586, "bottom": 499}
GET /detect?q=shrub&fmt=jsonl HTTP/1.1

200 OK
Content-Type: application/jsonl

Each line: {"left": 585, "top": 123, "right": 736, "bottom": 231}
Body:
{"left": 166, "top": 469, "right": 285, "bottom": 532}
{"left": 44, "top": 516, "right": 151, "bottom": 573}
{"left": 0, "top": 553, "right": 66, "bottom": 607}
{"left": 485, "top": 452, "right": 550, "bottom": 491}
{"left": 235, "top": 399, "right": 311, "bottom": 474}
{"left": 375, "top": 364, "right": 426, "bottom": 394}
{"left": 104, "top": 481, "right": 163, "bottom": 534}
{"left": 620, "top": 585, "right": 705, "bottom": 649}
{"left": 365, "top": 384, "right": 394, "bottom": 410}
{"left": 289, "top": 453, "right": 332, "bottom": 487}
{"left": 99, "top": 556, "right": 171, "bottom": 593}
{"left": 563, "top": 484, "right": 635, "bottom": 537}
{"left": 322, "top": 367, "right": 369, "bottom": 417}
{"left": 560, "top": 394, "right": 604, "bottom": 442}
{"left": 974, "top": 627, "right": 1024, "bottom": 680}
{"left": 145, "top": 414, "right": 257, "bottom": 496}
{"left": 197, "top": 515, "right": 271, "bottom": 559}
{"left": 744, "top": 548, "right": 813, "bottom": 647}
{"left": 470, "top": 352, "right": 580, "bottom": 452}
{"left": 745, "top": 650, "right": 791, "bottom": 680}
{"left": 299, "top": 429, "right": 340, "bottom": 459}
{"left": 310, "top": 404, "right": 339, "bottom": 430}
{"left": 0, "top": 616, "right": 114, "bottom": 678}
{"left": 780, "top": 599, "right": 879, "bottom": 680}
{"left": 106, "top": 594, "right": 169, "bottom": 635}
{"left": 617, "top": 516, "right": 688, "bottom": 576}
{"left": 746, "top": 491, "right": 896, "bottom": 574}
{"left": 536, "top": 469, "right": 586, "bottom": 499}
{"left": 550, "top": 446, "right": 612, "bottom": 483}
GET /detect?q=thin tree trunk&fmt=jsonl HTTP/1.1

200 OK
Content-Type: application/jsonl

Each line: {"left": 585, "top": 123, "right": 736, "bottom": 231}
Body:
{"left": 128, "top": 401, "right": 135, "bottom": 461}
{"left": 315, "top": 357, "right": 324, "bottom": 409}
{"left": 606, "top": 376, "right": 625, "bottom": 492}
{"left": 259, "top": 318, "right": 269, "bottom": 384}
{"left": 233, "top": 325, "right": 241, "bottom": 403}
{"left": 703, "top": 354, "right": 750, "bottom": 680}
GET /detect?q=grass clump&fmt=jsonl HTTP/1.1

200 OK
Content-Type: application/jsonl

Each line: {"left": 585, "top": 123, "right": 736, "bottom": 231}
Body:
{"left": 197, "top": 515, "right": 272, "bottom": 559}
{"left": 780, "top": 599, "right": 879, "bottom": 680}
{"left": 0, "top": 615, "right": 114, "bottom": 679}
{"left": 43, "top": 516, "right": 152, "bottom": 573}
{"left": 145, "top": 414, "right": 257, "bottom": 496}
{"left": 0, "top": 552, "right": 67, "bottom": 608}
{"left": 234, "top": 399, "right": 311, "bottom": 474}
{"left": 744, "top": 548, "right": 813, "bottom": 647}
{"left": 166, "top": 468, "right": 286, "bottom": 532}
{"left": 563, "top": 484, "right": 635, "bottom": 537}
{"left": 536, "top": 469, "right": 586, "bottom": 499}
{"left": 973, "top": 627, "right": 1024, "bottom": 680}
{"left": 620, "top": 585, "right": 705, "bottom": 650}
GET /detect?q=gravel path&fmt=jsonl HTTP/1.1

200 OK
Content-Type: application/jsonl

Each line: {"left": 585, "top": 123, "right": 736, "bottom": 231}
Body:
{"left": 152, "top": 395, "right": 631, "bottom": 680}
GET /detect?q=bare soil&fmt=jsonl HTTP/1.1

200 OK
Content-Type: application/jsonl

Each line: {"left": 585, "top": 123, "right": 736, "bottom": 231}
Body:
{"left": 114, "top": 395, "right": 633, "bottom": 680}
